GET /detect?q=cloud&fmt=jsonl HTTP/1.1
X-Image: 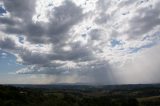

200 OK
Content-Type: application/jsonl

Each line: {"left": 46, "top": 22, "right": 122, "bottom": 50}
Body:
{"left": 0, "top": 0, "right": 160, "bottom": 84}
{"left": 126, "top": 1, "right": 160, "bottom": 39}
{"left": 117, "top": 45, "right": 160, "bottom": 84}
{"left": 3, "top": 0, "right": 36, "bottom": 20}
{"left": 0, "top": 37, "right": 16, "bottom": 50}
{"left": 0, "top": 51, "right": 7, "bottom": 58}
{"left": 1, "top": 0, "right": 84, "bottom": 44}
{"left": 16, "top": 60, "right": 117, "bottom": 84}
{"left": 47, "top": 1, "right": 84, "bottom": 43}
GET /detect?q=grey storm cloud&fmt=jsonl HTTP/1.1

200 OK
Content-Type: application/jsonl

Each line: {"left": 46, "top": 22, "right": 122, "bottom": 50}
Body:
{"left": 88, "top": 29, "right": 103, "bottom": 40}
{"left": 1, "top": 0, "right": 84, "bottom": 44}
{"left": 0, "top": 17, "right": 16, "bottom": 26}
{"left": 19, "top": 50, "right": 50, "bottom": 65}
{"left": 94, "top": 0, "right": 160, "bottom": 39}
{"left": 0, "top": 0, "right": 87, "bottom": 64}
{"left": 1, "top": 0, "right": 36, "bottom": 35}
{"left": 127, "top": 1, "right": 160, "bottom": 39}
{"left": 17, "top": 42, "right": 93, "bottom": 67}
{"left": 0, "top": 37, "right": 16, "bottom": 50}
{"left": 3, "top": 0, "right": 36, "bottom": 21}
{"left": 0, "top": 0, "right": 160, "bottom": 84}
{"left": 0, "top": 0, "right": 92, "bottom": 69}
{"left": 47, "top": 1, "right": 84, "bottom": 43}
{"left": 24, "top": 0, "right": 84, "bottom": 44}
{"left": 51, "top": 42, "right": 93, "bottom": 61}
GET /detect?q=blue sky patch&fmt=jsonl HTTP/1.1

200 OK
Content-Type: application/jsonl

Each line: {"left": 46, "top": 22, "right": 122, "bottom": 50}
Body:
{"left": 0, "top": 6, "right": 6, "bottom": 15}
{"left": 0, "top": 50, "right": 24, "bottom": 74}
{"left": 110, "top": 39, "right": 123, "bottom": 47}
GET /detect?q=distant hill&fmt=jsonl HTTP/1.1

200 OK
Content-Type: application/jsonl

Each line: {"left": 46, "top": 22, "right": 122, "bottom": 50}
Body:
{"left": 8, "top": 83, "right": 160, "bottom": 91}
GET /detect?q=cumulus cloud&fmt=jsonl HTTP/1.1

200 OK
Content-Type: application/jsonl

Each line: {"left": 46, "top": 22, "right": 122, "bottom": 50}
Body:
{"left": 0, "top": 0, "right": 160, "bottom": 84}
{"left": 0, "top": 37, "right": 16, "bottom": 50}
{"left": 126, "top": 1, "right": 160, "bottom": 39}
{"left": 3, "top": 0, "right": 36, "bottom": 20}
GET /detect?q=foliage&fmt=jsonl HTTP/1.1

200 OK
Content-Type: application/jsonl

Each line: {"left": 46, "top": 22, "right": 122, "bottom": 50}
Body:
{"left": 0, "top": 85, "right": 159, "bottom": 106}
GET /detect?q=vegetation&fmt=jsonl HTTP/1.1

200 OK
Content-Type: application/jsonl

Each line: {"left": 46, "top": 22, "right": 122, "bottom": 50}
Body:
{"left": 0, "top": 84, "right": 160, "bottom": 106}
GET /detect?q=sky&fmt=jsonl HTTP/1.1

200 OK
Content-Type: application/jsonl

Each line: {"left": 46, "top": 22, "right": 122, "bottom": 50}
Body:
{"left": 0, "top": 0, "right": 160, "bottom": 84}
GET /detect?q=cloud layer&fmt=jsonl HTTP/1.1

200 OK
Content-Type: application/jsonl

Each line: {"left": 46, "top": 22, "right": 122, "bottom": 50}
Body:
{"left": 0, "top": 0, "right": 160, "bottom": 84}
